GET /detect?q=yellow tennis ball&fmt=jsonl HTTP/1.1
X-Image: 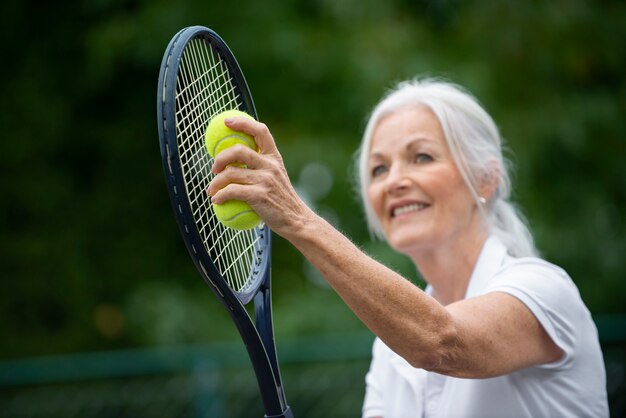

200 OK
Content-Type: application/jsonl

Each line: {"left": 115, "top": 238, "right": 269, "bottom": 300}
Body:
{"left": 205, "top": 109, "right": 261, "bottom": 230}
{"left": 205, "top": 109, "right": 259, "bottom": 158}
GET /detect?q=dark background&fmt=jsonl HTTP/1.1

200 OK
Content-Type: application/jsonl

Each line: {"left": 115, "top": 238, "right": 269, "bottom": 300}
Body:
{"left": 1, "top": 0, "right": 624, "bottom": 415}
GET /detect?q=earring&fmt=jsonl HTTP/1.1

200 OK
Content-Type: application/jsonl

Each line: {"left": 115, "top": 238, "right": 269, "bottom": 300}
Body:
{"left": 479, "top": 197, "right": 487, "bottom": 204}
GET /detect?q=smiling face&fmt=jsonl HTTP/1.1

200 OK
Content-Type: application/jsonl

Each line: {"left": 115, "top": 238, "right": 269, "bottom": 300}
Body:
{"left": 367, "top": 106, "right": 484, "bottom": 257}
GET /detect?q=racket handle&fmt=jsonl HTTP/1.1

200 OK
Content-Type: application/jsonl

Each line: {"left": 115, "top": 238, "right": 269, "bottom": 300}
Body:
{"left": 265, "top": 406, "right": 294, "bottom": 418}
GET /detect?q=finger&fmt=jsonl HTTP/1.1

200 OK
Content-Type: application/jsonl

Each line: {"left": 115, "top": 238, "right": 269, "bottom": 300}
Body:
{"left": 224, "top": 117, "right": 279, "bottom": 156}
{"left": 210, "top": 181, "right": 259, "bottom": 205}
{"left": 211, "top": 144, "right": 266, "bottom": 174}
{"left": 207, "top": 165, "right": 255, "bottom": 198}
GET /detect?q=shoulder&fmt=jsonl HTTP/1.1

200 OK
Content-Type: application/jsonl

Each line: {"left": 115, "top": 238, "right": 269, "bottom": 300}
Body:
{"left": 484, "top": 254, "right": 598, "bottom": 368}
{"left": 476, "top": 237, "right": 574, "bottom": 295}
{"left": 485, "top": 257, "right": 582, "bottom": 306}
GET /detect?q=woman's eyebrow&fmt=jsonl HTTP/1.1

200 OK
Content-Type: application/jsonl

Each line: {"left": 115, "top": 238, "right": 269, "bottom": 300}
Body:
{"left": 369, "top": 135, "right": 440, "bottom": 160}
{"left": 405, "top": 137, "right": 436, "bottom": 149}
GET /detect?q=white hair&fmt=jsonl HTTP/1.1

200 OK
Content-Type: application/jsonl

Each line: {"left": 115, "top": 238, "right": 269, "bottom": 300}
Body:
{"left": 355, "top": 78, "right": 537, "bottom": 258}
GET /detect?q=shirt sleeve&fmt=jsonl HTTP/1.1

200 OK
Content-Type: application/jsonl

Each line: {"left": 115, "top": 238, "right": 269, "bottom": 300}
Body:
{"left": 483, "top": 259, "right": 591, "bottom": 369}
{"left": 362, "top": 338, "right": 386, "bottom": 418}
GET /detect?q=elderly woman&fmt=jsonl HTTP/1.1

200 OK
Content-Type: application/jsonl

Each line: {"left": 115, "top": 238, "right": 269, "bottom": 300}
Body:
{"left": 208, "top": 79, "right": 608, "bottom": 417}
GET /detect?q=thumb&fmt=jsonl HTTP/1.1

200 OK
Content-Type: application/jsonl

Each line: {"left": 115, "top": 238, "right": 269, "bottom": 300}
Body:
{"left": 224, "top": 117, "right": 279, "bottom": 156}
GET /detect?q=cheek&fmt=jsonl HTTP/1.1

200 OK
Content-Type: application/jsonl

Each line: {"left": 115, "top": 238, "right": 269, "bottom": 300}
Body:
{"left": 367, "top": 184, "right": 384, "bottom": 216}
{"left": 428, "top": 168, "right": 472, "bottom": 206}
{"left": 438, "top": 176, "right": 474, "bottom": 213}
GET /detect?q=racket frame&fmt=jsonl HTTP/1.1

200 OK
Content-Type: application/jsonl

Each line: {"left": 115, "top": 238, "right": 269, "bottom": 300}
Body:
{"left": 157, "top": 26, "right": 292, "bottom": 418}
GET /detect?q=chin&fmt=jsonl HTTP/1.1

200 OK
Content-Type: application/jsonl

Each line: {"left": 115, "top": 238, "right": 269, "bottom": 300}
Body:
{"left": 386, "top": 229, "right": 431, "bottom": 255}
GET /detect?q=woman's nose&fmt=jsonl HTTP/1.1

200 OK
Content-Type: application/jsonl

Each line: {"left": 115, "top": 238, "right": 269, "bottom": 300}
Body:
{"left": 383, "top": 163, "right": 410, "bottom": 195}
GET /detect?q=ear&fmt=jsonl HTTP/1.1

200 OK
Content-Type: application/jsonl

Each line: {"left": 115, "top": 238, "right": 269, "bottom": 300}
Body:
{"left": 478, "top": 162, "right": 500, "bottom": 203}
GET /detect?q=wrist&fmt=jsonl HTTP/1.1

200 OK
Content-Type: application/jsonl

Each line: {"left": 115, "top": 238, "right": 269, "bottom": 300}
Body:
{"left": 280, "top": 204, "right": 322, "bottom": 243}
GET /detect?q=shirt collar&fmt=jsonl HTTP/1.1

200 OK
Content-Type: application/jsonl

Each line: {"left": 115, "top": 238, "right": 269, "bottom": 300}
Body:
{"left": 464, "top": 236, "right": 509, "bottom": 298}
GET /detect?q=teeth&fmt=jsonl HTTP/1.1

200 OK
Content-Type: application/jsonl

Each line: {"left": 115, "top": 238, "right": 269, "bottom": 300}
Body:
{"left": 393, "top": 203, "right": 426, "bottom": 217}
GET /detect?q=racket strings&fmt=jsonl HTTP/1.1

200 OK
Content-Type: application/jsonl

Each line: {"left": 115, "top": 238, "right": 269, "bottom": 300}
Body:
{"left": 174, "top": 37, "right": 263, "bottom": 295}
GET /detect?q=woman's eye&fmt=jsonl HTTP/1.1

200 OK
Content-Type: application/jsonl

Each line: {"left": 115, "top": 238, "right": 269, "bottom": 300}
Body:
{"left": 415, "top": 153, "right": 433, "bottom": 164}
{"left": 371, "top": 165, "right": 387, "bottom": 178}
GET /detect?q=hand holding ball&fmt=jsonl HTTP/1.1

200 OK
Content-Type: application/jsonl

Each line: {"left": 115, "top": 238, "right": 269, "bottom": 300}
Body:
{"left": 205, "top": 110, "right": 261, "bottom": 230}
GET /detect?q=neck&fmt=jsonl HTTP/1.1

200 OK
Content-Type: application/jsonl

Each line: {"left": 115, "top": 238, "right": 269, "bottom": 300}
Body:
{"left": 410, "top": 230, "right": 488, "bottom": 306}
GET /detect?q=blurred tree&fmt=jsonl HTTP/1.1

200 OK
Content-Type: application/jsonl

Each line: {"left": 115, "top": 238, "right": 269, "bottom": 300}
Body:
{"left": 0, "top": 0, "right": 624, "bottom": 358}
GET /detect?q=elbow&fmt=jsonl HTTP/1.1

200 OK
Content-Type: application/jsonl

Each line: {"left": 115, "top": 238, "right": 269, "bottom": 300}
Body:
{"left": 408, "top": 321, "right": 463, "bottom": 373}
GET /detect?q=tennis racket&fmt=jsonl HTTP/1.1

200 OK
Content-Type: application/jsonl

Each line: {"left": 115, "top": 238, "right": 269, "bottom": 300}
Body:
{"left": 156, "top": 26, "right": 293, "bottom": 418}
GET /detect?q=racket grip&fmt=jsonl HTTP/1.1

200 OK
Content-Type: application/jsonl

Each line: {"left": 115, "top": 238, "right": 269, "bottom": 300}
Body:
{"left": 265, "top": 406, "right": 294, "bottom": 418}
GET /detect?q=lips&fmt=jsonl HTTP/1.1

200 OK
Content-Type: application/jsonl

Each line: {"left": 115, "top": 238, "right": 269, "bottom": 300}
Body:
{"left": 390, "top": 201, "right": 430, "bottom": 218}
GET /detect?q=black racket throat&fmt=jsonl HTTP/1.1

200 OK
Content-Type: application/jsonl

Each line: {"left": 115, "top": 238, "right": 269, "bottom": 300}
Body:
{"left": 157, "top": 26, "right": 293, "bottom": 418}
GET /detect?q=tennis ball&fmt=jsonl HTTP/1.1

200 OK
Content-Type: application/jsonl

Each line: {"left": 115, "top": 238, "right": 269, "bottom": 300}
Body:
{"left": 205, "top": 109, "right": 261, "bottom": 230}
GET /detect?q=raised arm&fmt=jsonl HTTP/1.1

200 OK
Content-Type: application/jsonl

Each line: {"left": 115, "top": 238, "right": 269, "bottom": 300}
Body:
{"left": 207, "top": 117, "right": 562, "bottom": 378}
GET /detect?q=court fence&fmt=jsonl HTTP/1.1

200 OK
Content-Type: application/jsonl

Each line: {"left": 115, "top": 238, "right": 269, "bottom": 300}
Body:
{"left": 1, "top": 316, "right": 625, "bottom": 418}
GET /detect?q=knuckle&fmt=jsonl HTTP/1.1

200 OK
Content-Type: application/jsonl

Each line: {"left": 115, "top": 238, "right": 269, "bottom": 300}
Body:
{"left": 258, "top": 123, "right": 270, "bottom": 136}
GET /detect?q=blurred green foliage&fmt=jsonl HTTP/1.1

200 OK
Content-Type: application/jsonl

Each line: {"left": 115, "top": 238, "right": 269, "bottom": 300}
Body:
{"left": 0, "top": 0, "right": 624, "bottom": 359}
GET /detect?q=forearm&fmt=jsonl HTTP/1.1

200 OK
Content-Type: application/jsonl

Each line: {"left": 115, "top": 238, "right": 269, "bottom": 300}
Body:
{"left": 283, "top": 210, "right": 457, "bottom": 369}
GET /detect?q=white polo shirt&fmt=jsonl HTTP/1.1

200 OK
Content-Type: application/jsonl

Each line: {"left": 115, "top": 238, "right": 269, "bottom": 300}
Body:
{"left": 362, "top": 237, "right": 608, "bottom": 418}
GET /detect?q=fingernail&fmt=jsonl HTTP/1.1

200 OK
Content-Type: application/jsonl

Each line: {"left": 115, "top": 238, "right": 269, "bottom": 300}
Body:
{"left": 224, "top": 118, "right": 235, "bottom": 126}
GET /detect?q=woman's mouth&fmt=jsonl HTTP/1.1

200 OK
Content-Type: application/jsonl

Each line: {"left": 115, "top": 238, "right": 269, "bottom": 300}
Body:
{"left": 392, "top": 203, "right": 429, "bottom": 218}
